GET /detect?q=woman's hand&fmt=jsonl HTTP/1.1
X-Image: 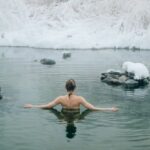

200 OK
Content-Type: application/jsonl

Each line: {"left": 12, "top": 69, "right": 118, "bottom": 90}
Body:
{"left": 111, "top": 107, "right": 119, "bottom": 112}
{"left": 24, "top": 104, "right": 33, "bottom": 108}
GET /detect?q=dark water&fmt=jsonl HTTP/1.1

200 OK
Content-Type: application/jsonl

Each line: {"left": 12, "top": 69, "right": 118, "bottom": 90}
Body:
{"left": 0, "top": 47, "right": 150, "bottom": 150}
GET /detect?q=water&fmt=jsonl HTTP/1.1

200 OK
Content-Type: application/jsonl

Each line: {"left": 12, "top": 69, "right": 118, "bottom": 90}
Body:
{"left": 0, "top": 47, "right": 150, "bottom": 150}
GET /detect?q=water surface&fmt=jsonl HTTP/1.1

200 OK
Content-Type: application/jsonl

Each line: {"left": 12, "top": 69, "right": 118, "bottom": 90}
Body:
{"left": 0, "top": 47, "right": 150, "bottom": 150}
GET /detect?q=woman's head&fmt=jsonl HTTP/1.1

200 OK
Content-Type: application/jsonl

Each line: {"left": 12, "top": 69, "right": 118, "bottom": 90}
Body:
{"left": 65, "top": 79, "right": 76, "bottom": 92}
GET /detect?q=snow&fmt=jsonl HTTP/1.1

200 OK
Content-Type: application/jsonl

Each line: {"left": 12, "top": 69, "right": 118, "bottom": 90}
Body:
{"left": 122, "top": 61, "right": 150, "bottom": 80}
{"left": 0, "top": 0, "right": 150, "bottom": 49}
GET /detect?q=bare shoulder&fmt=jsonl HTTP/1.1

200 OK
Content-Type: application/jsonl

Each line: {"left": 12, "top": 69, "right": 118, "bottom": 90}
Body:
{"left": 57, "top": 95, "right": 65, "bottom": 100}
{"left": 77, "top": 96, "right": 86, "bottom": 102}
{"left": 53, "top": 96, "right": 64, "bottom": 103}
{"left": 58, "top": 95, "right": 65, "bottom": 99}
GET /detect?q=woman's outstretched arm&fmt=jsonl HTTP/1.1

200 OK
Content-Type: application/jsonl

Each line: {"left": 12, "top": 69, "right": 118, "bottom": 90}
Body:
{"left": 79, "top": 97, "right": 118, "bottom": 112}
{"left": 24, "top": 96, "right": 61, "bottom": 109}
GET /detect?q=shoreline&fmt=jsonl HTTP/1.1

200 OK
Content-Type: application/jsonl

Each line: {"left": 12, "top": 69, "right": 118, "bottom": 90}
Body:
{"left": 0, "top": 45, "right": 150, "bottom": 51}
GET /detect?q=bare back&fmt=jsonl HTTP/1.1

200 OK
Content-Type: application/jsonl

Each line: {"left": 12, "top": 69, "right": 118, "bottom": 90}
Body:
{"left": 59, "top": 95, "right": 82, "bottom": 109}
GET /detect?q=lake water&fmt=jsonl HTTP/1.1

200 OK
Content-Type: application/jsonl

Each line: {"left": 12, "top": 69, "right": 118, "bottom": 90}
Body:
{"left": 0, "top": 47, "right": 150, "bottom": 150}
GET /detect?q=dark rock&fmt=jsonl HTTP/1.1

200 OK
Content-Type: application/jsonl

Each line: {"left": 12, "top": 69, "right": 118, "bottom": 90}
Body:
{"left": 125, "top": 71, "right": 135, "bottom": 79}
{"left": 101, "top": 73, "right": 107, "bottom": 80}
{"left": 107, "top": 71, "right": 124, "bottom": 76}
{"left": 123, "top": 79, "right": 139, "bottom": 88}
{"left": 40, "top": 58, "right": 56, "bottom": 65}
{"left": 101, "top": 74, "right": 122, "bottom": 85}
{"left": 63, "top": 52, "right": 71, "bottom": 59}
{"left": 102, "top": 77, "right": 121, "bottom": 85}
{"left": 139, "top": 78, "right": 149, "bottom": 85}
{"left": 101, "top": 70, "right": 149, "bottom": 88}
{"left": 101, "top": 71, "right": 123, "bottom": 82}
{"left": 108, "top": 74, "right": 120, "bottom": 79}
{"left": 119, "top": 75, "right": 128, "bottom": 83}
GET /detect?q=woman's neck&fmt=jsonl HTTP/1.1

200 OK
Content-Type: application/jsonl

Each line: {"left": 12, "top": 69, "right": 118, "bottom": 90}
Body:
{"left": 67, "top": 91, "right": 75, "bottom": 96}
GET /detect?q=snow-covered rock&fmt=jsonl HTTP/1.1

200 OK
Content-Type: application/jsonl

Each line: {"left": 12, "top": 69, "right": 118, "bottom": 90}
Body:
{"left": 122, "top": 61, "right": 149, "bottom": 80}
{"left": 101, "top": 62, "right": 150, "bottom": 88}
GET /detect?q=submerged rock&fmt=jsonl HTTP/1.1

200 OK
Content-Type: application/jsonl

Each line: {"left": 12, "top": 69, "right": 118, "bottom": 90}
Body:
{"left": 40, "top": 58, "right": 56, "bottom": 65}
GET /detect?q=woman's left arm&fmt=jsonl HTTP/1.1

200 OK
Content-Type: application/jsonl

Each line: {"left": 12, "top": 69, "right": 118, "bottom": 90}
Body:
{"left": 80, "top": 97, "right": 118, "bottom": 112}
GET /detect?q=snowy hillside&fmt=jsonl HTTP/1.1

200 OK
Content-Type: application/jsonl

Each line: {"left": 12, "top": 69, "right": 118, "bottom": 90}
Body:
{"left": 0, "top": 0, "right": 150, "bottom": 49}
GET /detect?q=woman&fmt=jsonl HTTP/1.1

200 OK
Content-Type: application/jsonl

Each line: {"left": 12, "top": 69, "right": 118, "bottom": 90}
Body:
{"left": 24, "top": 79, "right": 118, "bottom": 112}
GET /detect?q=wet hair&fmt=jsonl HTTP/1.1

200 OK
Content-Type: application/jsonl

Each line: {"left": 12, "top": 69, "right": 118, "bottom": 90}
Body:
{"left": 65, "top": 79, "right": 76, "bottom": 97}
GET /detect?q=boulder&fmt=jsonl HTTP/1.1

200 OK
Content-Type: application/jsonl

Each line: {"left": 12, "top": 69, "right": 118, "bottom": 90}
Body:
{"left": 123, "top": 79, "right": 139, "bottom": 88}
{"left": 63, "top": 52, "right": 71, "bottom": 59}
{"left": 122, "top": 62, "right": 150, "bottom": 80}
{"left": 106, "top": 70, "right": 124, "bottom": 76}
{"left": 101, "top": 71, "right": 123, "bottom": 85}
{"left": 101, "top": 70, "right": 149, "bottom": 88}
{"left": 40, "top": 58, "right": 56, "bottom": 65}
{"left": 102, "top": 76, "right": 121, "bottom": 85}
{"left": 138, "top": 78, "right": 149, "bottom": 86}
{"left": 119, "top": 75, "right": 128, "bottom": 83}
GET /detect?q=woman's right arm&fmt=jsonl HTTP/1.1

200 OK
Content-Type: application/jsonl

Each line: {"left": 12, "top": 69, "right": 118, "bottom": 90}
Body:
{"left": 24, "top": 96, "right": 62, "bottom": 109}
{"left": 80, "top": 97, "right": 118, "bottom": 112}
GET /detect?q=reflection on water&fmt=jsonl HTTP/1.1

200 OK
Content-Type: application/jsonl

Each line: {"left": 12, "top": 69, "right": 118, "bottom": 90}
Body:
{"left": 66, "top": 123, "right": 76, "bottom": 139}
{"left": 50, "top": 108, "right": 91, "bottom": 139}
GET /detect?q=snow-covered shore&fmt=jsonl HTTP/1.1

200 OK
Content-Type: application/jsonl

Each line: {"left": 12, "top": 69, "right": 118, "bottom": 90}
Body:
{"left": 0, "top": 0, "right": 150, "bottom": 49}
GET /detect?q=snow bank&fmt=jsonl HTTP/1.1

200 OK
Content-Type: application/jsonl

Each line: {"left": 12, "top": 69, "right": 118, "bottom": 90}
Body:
{"left": 122, "top": 61, "right": 150, "bottom": 80}
{"left": 0, "top": 0, "right": 150, "bottom": 49}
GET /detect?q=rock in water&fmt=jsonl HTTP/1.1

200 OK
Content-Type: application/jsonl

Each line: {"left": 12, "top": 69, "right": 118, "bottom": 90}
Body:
{"left": 119, "top": 75, "right": 128, "bottom": 83}
{"left": 63, "top": 52, "right": 71, "bottom": 59}
{"left": 101, "top": 71, "right": 123, "bottom": 85}
{"left": 122, "top": 61, "right": 150, "bottom": 80}
{"left": 40, "top": 58, "right": 56, "bottom": 65}
{"left": 123, "top": 79, "right": 139, "bottom": 88}
{"left": 101, "top": 65, "right": 149, "bottom": 88}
